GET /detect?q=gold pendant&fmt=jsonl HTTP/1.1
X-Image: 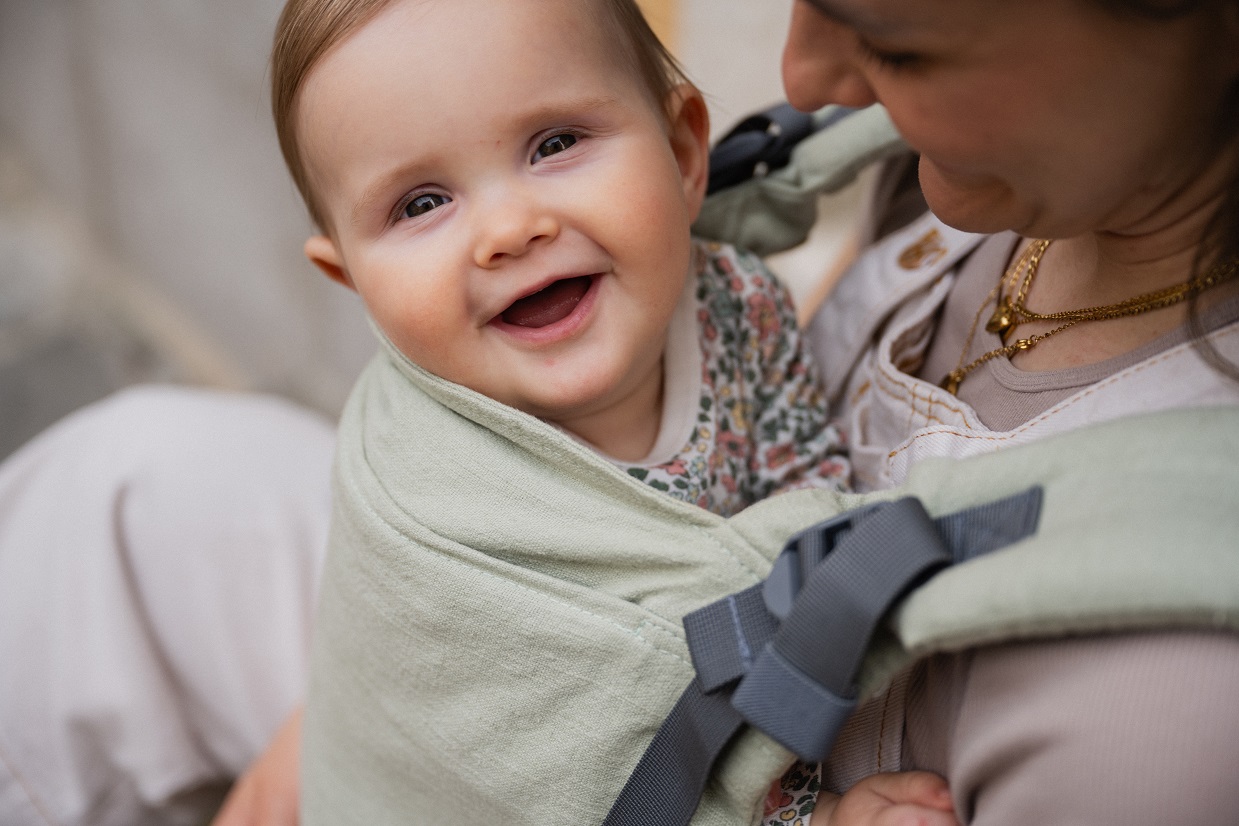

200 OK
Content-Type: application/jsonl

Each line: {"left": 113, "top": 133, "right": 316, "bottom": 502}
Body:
{"left": 940, "top": 370, "right": 963, "bottom": 395}
{"left": 985, "top": 296, "right": 1015, "bottom": 339}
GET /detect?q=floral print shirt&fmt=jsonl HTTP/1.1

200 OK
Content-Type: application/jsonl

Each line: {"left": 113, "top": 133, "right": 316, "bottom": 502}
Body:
{"left": 619, "top": 241, "right": 849, "bottom": 517}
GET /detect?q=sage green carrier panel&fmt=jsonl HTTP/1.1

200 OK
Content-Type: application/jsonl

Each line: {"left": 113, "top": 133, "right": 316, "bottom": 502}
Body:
{"left": 303, "top": 339, "right": 1239, "bottom": 825}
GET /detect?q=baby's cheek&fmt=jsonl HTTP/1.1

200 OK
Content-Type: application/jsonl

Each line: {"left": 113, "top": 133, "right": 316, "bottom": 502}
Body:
{"left": 369, "top": 295, "right": 460, "bottom": 370}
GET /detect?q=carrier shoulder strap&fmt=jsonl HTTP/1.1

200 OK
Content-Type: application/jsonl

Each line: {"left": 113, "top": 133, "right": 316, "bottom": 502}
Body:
{"left": 694, "top": 104, "right": 907, "bottom": 256}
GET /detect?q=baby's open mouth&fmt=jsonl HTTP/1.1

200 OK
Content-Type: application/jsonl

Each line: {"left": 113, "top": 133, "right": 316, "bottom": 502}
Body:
{"left": 500, "top": 276, "right": 593, "bottom": 328}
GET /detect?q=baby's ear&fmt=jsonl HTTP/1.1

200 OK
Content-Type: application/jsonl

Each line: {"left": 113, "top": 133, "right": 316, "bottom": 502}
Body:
{"left": 665, "top": 83, "right": 710, "bottom": 222}
{"left": 304, "top": 235, "right": 354, "bottom": 290}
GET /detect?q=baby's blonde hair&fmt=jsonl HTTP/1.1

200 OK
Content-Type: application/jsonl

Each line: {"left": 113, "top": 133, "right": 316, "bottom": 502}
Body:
{"left": 271, "top": 0, "right": 690, "bottom": 230}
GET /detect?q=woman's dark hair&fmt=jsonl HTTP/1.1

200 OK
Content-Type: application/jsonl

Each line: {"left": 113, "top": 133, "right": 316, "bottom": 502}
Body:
{"left": 1098, "top": 0, "right": 1239, "bottom": 379}
{"left": 1191, "top": 76, "right": 1239, "bottom": 382}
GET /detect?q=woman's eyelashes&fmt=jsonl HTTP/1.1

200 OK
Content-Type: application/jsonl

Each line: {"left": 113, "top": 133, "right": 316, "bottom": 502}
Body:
{"left": 855, "top": 37, "right": 921, "bottom": 72}
{"left": 402, "top": 192, "right": 451, "bottom": 220}
{"left": 532, "top": 132, "right": 579, "bottom": 162}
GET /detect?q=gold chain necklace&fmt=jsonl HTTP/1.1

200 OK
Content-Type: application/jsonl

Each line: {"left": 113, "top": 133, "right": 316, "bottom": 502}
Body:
{"left": 985, "top": 239, "right": 1050, "bottom": 341}
{"left": 940, "top": 240, "right": 1239, "bottom": 396}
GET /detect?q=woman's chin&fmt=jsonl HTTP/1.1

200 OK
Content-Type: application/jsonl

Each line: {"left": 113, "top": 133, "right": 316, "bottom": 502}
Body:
{"left": 918, "top": 157, "right": 1029, "bottom": 235}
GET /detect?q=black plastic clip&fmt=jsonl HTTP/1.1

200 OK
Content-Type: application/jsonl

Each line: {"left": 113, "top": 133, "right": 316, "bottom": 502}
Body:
{"left": 706, "top": 103, "right": 839, "bottom": 195}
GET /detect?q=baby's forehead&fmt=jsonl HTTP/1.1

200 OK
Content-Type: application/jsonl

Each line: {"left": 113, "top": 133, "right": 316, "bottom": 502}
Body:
{"left": 293, "top": 0, "right": 661, "bottom": 222}
{"left": 345, "top": 0, "right": 642, "bottom": 85}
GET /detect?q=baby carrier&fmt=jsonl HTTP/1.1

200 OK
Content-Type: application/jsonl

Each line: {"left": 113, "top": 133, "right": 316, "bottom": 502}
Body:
{"left": 300, "top": 105, "right": 1239, "bottom": 826}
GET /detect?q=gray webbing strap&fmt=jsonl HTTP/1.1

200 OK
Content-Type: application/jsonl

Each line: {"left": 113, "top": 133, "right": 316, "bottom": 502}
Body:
{"left": 732, "top": 498, "right": 951, "bottom": 760}
{"left": 681, "top": 585, "right": 776, "bottom": 693}
{"left": 603, "top": 487, "right": 1043, "bottom": 826}
{"left": 598, "top": 678, "right": 745, "bottom": 826}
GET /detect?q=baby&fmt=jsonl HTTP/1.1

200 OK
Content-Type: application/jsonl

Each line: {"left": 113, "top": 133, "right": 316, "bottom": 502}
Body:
{"left": 260, "top": 0, "right": 958, "bottom": 823}
{"left": 279, "top": 0, "right": 843, "bottom": 512}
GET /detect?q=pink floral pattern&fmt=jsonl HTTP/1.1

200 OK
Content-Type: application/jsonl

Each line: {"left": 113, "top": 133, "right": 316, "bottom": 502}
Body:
{"left": 620, "top": 241, "right": 850, "bottom": 517}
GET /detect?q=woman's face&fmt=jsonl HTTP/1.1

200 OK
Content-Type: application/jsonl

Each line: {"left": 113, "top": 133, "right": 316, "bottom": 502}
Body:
{"left": 783, "top": 0, "right": 1239, "bottom": 239}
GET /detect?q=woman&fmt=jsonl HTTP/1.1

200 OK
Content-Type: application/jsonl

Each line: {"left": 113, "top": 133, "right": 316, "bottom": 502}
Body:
{"left": 784, "top": 0, "right": 1239, "bottom": 822}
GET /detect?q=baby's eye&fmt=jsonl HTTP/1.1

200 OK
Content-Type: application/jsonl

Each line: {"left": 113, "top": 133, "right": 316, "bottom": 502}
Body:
{"left": 532, "top": 133, "right": 578, "bottom": 162}
{"left": 403, "top": 193, "right": 451, "bottom": 219}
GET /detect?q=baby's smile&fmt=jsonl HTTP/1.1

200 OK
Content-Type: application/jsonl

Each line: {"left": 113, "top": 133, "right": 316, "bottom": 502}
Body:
{"left": 496, "top": 275, "right": 597, "bottom": 329}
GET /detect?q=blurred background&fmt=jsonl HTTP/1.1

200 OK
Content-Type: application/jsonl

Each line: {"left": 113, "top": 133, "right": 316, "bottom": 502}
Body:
{"left": 0, "top": 0, "right": 864, "bottom": 460}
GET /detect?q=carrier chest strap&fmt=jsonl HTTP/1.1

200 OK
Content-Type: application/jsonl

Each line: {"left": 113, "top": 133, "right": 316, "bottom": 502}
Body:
{"left": 602, "top": 487, "right": 1044, "bottom": 826}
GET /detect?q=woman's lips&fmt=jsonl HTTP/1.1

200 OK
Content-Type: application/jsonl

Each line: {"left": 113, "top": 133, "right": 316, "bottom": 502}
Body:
{"left": 500, "top": 275, "right": 593, "bottom": 328}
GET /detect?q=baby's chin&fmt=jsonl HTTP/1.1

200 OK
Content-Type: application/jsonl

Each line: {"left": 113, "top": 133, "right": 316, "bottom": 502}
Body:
{"left": 513, "top": 382, "right": 636, "bottom": 425}
{"left": 493, "top": 375, "right": 624, "bottom": 424}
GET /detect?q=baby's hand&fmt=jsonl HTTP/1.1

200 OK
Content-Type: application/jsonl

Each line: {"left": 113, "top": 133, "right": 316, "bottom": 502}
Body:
{"left": 810, "top": 771, "right": 958, "bottom": 826}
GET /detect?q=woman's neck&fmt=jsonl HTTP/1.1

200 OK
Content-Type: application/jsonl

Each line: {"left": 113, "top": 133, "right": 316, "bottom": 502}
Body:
{"left": 1062, "top": 142, "right": 1232, "bottom": 295}
{"left": 1008, "top": 148, "right": 1235, "bottom": 371}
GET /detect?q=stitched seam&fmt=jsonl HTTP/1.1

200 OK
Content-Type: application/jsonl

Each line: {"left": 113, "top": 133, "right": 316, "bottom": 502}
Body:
{"left": 875, "top": 679, "right": 900, "bottom": 772}
{"left": 871, "top": 331, "right": 973, "bottom": 424}
{"left": 866, "top": 269, "right": 973, "bottom": 428}
{"left": 872, "top": 354, "right": 968, "bottom": 427}
{"left": 887, "top": 323, "right": 1239, "bottom": 460}
{"left": 910, "top": 379, "right": 947, "bottom": 430}
{"left": 726, "top": 595, "right": 754, "bottom": 668}
{"left": 688, "top": 523, "right": 765, "bottom": 582}
{"left": 633, "top": 620, "right": 694, "bottom": 669}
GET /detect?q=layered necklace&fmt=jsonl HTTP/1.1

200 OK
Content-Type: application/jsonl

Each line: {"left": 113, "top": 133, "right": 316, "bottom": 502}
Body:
{"left": 941, "top": 239, "right": 1239, "bottom": 395}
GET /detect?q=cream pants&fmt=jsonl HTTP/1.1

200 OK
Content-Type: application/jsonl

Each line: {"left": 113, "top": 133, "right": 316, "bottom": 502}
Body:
{"left": 0, "top": 386, "right": 334, "bottom": 826}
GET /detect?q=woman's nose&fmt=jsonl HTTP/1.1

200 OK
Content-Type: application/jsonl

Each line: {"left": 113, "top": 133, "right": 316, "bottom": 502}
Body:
{"left": 782, "top": 1, "right": 878, "bottom": 112}
{"left": 472, "top": 188, "right": 559, "bottom": 268}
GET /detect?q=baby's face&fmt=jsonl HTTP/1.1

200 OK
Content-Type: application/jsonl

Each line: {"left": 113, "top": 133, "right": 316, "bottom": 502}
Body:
{"left": 299, "top": 0, "right": 707, "bottom": 427}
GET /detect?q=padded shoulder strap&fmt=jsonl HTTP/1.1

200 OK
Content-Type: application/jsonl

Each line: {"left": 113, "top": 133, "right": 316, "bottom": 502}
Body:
{"left": 693, "top": 104, "right": 906, "bottom": 256}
